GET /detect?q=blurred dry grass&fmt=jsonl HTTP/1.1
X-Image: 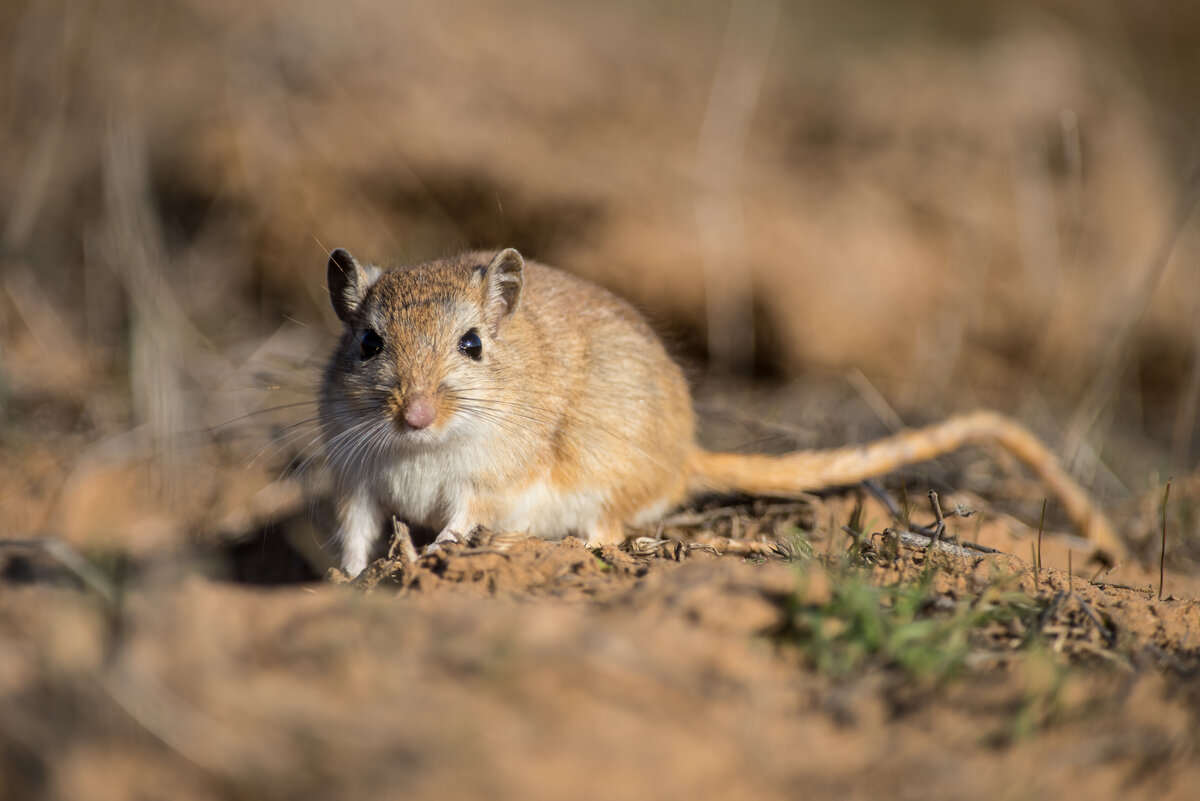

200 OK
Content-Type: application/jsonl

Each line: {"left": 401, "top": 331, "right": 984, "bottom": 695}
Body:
{"left": 2, "top": 0, "right": 1200, "bottom": 558}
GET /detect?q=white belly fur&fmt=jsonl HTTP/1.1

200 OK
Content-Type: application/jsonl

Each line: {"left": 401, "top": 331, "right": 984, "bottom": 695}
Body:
{"left": 370, "top": 447, "right": 609, "bottom": 538}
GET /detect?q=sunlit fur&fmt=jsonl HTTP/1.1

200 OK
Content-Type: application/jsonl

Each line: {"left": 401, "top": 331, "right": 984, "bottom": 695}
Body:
{"left": 320, "top": 249, "right": 694, "bottom": 575}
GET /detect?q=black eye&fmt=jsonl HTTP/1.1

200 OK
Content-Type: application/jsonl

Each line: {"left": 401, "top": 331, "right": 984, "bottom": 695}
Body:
{"left": 360, "top": 328, "right": 383, "bottom": 360}
{"left": 458, "top": 329, "right": 482, "bottom": 360}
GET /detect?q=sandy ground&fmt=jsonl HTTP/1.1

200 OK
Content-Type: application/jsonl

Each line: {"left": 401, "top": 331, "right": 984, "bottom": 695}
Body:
{"left": 3, "top": 510, "right": 1200, "bottom": 801}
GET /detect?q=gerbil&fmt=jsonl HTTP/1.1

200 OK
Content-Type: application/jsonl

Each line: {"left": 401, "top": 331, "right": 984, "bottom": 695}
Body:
{"left": 320, "top": 247, "right": 1123, "bottom": 576}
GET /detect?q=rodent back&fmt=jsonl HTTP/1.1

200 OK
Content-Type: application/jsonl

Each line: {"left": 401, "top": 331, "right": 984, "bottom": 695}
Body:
{"left": 506, "top": 260, "right": 697, "bottom": 493}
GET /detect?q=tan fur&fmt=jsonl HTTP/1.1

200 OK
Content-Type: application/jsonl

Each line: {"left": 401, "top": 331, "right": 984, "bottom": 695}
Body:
{"left": 321, "top": 248, "right": 1124, "bottom": 576}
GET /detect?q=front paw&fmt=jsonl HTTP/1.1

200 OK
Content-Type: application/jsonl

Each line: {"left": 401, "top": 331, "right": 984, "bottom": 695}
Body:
{"left": 424, "top": 528, "right": 465, "bottom": 555}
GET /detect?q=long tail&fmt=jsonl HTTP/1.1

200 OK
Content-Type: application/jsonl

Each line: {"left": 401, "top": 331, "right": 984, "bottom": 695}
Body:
{"left": 686, "top": 410, "right": 1124, "bottom": 559}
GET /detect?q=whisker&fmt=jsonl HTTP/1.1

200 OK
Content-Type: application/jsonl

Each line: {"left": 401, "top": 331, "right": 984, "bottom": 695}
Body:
{"left": 209, "top": 400, "right": 324, "bottom": 434}
{"left": 451, "top": 404, "right": 548, "bottom": 439}
{"left": 240, "top": 402, "right": 384, "bottom": 471}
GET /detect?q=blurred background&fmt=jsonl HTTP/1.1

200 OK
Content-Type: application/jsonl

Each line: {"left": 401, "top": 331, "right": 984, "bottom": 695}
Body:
{"left": 2, "top": 0, "right": 1199, "bottom": 567}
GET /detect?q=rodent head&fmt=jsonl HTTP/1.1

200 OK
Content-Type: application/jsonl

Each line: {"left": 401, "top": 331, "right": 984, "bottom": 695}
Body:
{"left": 322, "top": 247, "right": 524, "bottom": 451}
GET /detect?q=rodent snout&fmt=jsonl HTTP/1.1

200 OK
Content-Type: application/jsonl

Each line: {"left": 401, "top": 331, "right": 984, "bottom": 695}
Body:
{"left": 384, "top": 385, "right": 440, "bottom": 432}
{"left": 402, "top": 394, "right": 436, "bottom": 430}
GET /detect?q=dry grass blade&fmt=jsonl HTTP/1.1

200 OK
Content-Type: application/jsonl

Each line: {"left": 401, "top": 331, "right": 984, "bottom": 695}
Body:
{"left": 694, "top": 0, "right": 779, "bottom": 373}
{"left": 0, "top": 538, "right": 118, "bottom": 605}
{"left": 1037, "top": 497, "right": 1046, "bottom": 572}
{"left": 1160, "top": 478, "right": 1172, "bottom": 601}
{"left": 1030, "top": 541, "right": 1040, "bottom": 592}
{"left": 1065, "top": 161, "right": 1200, "bottom": 466}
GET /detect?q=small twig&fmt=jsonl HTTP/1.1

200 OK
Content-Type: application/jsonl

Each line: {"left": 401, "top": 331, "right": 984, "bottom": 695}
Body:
{"left": 841, "top": 524, "right": 867, "bottom": 554}
{"left": 1072, "top": 594, "right": 1117, "bottom": 648}
{"left": 960, "top": 540, "right": 1002, "bottom": 554}
{"left": 1160, "top": 478, "right": 1172, "bottom": 602}
{"left": 388, "top": 517, "right": 420, "bottom": 566}
{"left": 863, "top": 479, "right": 900, "bottom": 517}
{"left": 927, "top": 490, "right": 946, "bottom": 548}
{"left": 1089, "top": 580, "right": 1153, "bottom": 593}
{"left": 885, "top": 489, "right": 977, "bottom": 541}
{"left": 379, "top": 517, "right": 420, "bottom": 588}
{"left": 1037, "top": 590, "right": 1069, "bottom": 634}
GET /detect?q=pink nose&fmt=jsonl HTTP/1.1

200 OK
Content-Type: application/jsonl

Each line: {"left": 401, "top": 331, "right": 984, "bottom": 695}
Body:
{"left": 404, "top": 396, "right": 436, "bottom": 430}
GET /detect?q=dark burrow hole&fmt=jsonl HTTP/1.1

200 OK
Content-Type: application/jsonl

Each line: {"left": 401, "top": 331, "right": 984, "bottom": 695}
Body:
{"left": 218, "top": 516, "right": 440, "bottom": 585}
{"left": 221, "top": 520, "right": 323, "bottom": 585}
{"left": 0, "top": 514, "right": 453, "bottom": 591}
{"left": 0, "top": 524, "right": 324, "bottom": 592}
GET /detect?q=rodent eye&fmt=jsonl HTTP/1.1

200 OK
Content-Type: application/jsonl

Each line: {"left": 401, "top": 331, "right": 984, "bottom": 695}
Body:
{"left": 359, "top": 328, "right": 383, "bottom": 360}
{"left": 458, "top": 329, "right": 483, "bottom": 360}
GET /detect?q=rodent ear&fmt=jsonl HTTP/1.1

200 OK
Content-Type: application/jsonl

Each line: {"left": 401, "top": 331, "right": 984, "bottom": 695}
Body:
{"left": 483, "top": 248, "right": 524, "bottom": 329}
{"left": 327, "top": 248, "right": 368, "bottom": 324}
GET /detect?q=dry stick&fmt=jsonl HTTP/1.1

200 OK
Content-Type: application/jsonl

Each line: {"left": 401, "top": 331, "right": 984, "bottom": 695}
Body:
{"left": 1037, "top": 590, "right": 1069, "bottom": 637}
{"left": 388, "top": 517, "right": 419, "bottom": 566}
{"left": 1159, "top": 479, "right": 1172, "bottom": 602}
{"left": 381, "top": 517, "right": 420, "bottom": 589}
{"left": 1090, "top": 580, "right": 1153, "bottom": 593}
{"left": 927, "top": 490, "right": 946, "bottom": 548}
{"left": 1072, "top": 593, "right": 1118, "bottom": 648}
{"left": 865, "top": 480, "right": 943, "bottom": 538}
{"left": 863, "top": 478, "right": 900, "bottom": 516}
{"left": 881, "top": 528, "right": 990, "bottom": 560}
{"left": 961, "top": 540, "right": 1002, "bottom": 554}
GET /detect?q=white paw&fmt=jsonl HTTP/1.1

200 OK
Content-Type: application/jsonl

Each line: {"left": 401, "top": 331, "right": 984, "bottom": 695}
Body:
{"left": 424, "top": 528, "right": 465, "bottom": 555}
{"left": 342, "top": 553, "right": 368, "bottom": 578}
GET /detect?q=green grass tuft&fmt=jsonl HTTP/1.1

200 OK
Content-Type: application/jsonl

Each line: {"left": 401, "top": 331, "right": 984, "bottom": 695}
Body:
{"left": 781, "top": 563, "right": 1042, "bottom": 682}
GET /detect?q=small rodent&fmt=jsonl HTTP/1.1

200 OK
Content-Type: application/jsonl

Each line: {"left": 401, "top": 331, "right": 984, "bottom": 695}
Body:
{"left": 320, "top": 247, "right": 1123, "bottom": 576}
